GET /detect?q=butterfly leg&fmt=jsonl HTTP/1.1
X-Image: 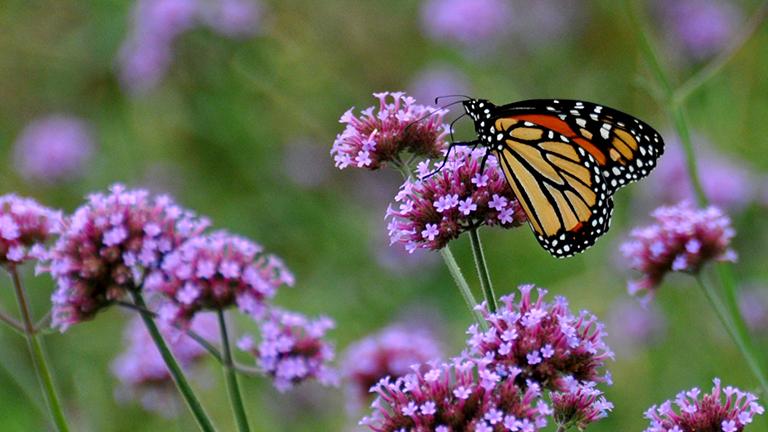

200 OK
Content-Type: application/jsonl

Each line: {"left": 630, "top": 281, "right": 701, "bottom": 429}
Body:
{"left": 478, "top": 147, "right": 491, "bottom": 174}
{"left": 420, "top": 140, "right": 479, "bottom": 180}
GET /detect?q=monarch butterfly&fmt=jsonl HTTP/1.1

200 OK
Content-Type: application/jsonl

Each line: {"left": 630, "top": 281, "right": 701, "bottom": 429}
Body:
{"left": 440, "top": 98, "right": 664, "bottom": 258}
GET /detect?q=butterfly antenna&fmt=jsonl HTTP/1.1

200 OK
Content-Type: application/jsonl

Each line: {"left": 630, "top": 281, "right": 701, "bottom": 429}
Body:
{"left": 420, "top": 145, "right": 456, "bottom": 180}
{"left": 403, "top": 99, "right": 466, "bottom": 134}
{"left": 434, "top": 94, "right": 472, "bottom": 104}
{"left": 447, "top": 112, "right": 467, "bottom": 143}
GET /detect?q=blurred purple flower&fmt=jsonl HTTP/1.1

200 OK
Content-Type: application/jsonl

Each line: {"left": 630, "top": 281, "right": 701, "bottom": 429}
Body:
{"left": 112, "top": 313, "right": 218, "bottom": 416}
{"left": 657, "top": 0, "right": 741, "bottom": 60}
{"left": 468, "top": 285, "right": 613, "bottom": 392}
{"left": 606, "top": 299, "right": 666, "bottom": 357}
{"left": 13, "top": 115, "right": 95, "bottom": 183}
{"left": 552, "top": 378, "right": 613, "bottom": 430}
{"left": 342, "top": 324, "right": 442, "bottom": 410}
{"left": 238, "top": 308, "right": 337, "bottom": 392}
{"left": 118, "top": 0, "right": 263, "bottom": 92}
{"left": 361, "top": 356, "right": 551, "bottom": 432}
{"left": 643, "top": 378, "right": 764, "bottom": 432}
{"left": 283, "top": 137, "right": 333, "bottom": 188}
{"left": 201, "top": 0, "right": 264, "bottom": 38}
{"left": 621, "top": 202, "right": 736, "bottom": 299}
{"left": 420, "top": 0, "right": 512, "bottom": 48}
{"left": 386, "top": 147, "right": 526, "bottom": 253}
{"left": 147, "top": 231, "right": 294, "bottom": 325}
{"left": 739, "top": 287, "right": 768, "bottom": 332}
{"left": 0, "top": 195, "right": 61, "bottom": 266}
{"left": 505, "top": 0, "right": 585, "bottom": 49}
{"left": 331, "top": 92, "right": 448, "bottom": 170}
{"left": 46, "top": 184, "right": 210, "bottom": 331}
{"left": 641, "top": 136, "right": 756, "bottom": 212}
{"left": 407, "top": 66, "right": 471, "bottom": 111}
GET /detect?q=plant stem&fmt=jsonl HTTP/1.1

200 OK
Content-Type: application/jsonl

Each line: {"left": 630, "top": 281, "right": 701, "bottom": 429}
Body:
{"left": 8, "top": 267, "right": 70, "bottom": 432}
{"left": 217, "top": 310, "right": 251, "bottom": 432}
{"left": 0, "top": 306, "right": 26, "bottom": 335}
{"left": 130, "top": 292, "right": 216, "bottom": 432}
{"left": 556, "top": 426, "right": 568, "bottom": 432}
{"left": 439, "top": 247, "right": 486, "bottom": 328}
{"left": 673, "top": 1, "right": 768, "bottom": 104}
{"left": 468, "top": 227, "right": 497, "bottom": 312}
{"left": 696, "top": 276, "right": 768, "bottom": 395}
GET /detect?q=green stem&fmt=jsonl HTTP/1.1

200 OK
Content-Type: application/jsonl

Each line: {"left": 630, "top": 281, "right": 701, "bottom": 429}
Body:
{"left": 669, "top": 105, "right": 708, "bottom": 206}
{"left": 439, "top": 247, "right": 486, "bottom": 328}
{"left": 673, "top": 1, "right": 768, "bottom": 104}
{"left": 8, "top": 267, "right": 70, "bottom": 432}
{"left": 217, "top": 311, "right": 251, "bottom": 432}
{"left": 0, "top": 306, "right": 26, "bottom": 335}
{"left": 556, "top": 426, "right": 568, "bottom": 432}
{"left": 130, "top": 292, "right": 217, "bottom": 432}
{"left": 696, "top": 276, "right": 768, "bottom": 395}
{"left": 468, "top": 227, "right": 497, "bottom": 312}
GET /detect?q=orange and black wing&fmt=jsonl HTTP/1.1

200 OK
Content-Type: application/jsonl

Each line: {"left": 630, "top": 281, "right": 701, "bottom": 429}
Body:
{"left": 492, "top": 116, "right": 614, "bottom": 257}
{"left": 496, "top": 99, "right": 664, "bottom": 194}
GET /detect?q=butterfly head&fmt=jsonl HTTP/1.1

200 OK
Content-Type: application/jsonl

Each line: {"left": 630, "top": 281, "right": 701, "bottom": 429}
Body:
{"left": 462, "top": 98, "right": 496, "bottom": 144}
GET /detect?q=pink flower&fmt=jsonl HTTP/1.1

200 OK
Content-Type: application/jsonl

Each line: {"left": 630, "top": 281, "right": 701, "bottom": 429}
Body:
{"left": 621, "top": 202, "right": 736, "bottom": 299}
{"left": 0, "top": 195, "right": 61, "bottom": 266}
{"left": 643, "top": 379, "right": 764, "bottom": 432}
{"left": 552, "top": 377, "right": 613, "bottom": 429}
{"left": 331, "top": 92, "right": 449, "bottom": 170}
{"left": 360, "top": 356, "right": 551, "bottom": 431}
{"left": 386, "top": 147, "right": 526, "bottom": 252}
{"left": 468, "top": 285, "right": 613, "bottom": 391}
{"left": 148, "top": 231, "right": 293, "bottom": 325}
{"left": 112, "top": 313, "right": 219, "bottom": 416}
{"left": 342, "top": 324, "right": 442, "bottom": 409}
{"left": 238, "top": 308, "right": 337, "bottom": 392}
{"left": 47, "top": 184, "right": 209, "bottom": 331}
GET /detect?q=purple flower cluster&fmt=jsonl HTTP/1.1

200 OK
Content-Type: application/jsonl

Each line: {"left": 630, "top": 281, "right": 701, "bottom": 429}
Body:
{"left": 551, "top": 378, "right": 613, "bottom": 430}
{"left": 118, "top": 0, "right": 263, "bottom": 93}
{"left": 0, "top": 195, "right": 61, "bottom": 267}
{"left": 467, "top": 285, "right": 613, "bottom": 391}
{"left": 112, "top": 313, "right": 219, "bottom": 416}
{"left": 420, "top": 0, "right": 512, "bottom": 47}
{"left": 13, "top": 115, "right": 94, "bottom": 183}
{"left": 657, "top": 0, "right": 741, "bottom": 60}
{"left": 47, "top": 184, "right": 210, "bottom": 330}
{"left": 644, "top": 379, "right": 764, "bottom": 432}
{"left": 238, "top": 308, "right": 337, "bottom": 392}
{"left": 331, "top": 92, "right": 449, "bottom": 170}
{"left": 361, "top": 356, "right": 551, "bottom": 432}
{"left": 342, "top": 324, "right": 443, "bottom": 409}
{"left": 146, "top": 231, "right": 294, "bottom": 325}
{"left": 386, "top": 147, "right": 526, "bottom": 252}
{"left": 621, "top": 202, "right": 736, "bottom": 298}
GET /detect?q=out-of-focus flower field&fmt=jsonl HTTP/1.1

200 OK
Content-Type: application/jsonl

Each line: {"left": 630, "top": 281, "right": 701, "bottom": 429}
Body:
{"left": 1, "top": 0, "right": 767, "bottom": 431}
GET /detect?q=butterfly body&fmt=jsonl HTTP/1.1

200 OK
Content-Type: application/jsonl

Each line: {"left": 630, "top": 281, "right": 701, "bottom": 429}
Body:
{"left": 460, "top": 98, "right": 664, "bottom": 258}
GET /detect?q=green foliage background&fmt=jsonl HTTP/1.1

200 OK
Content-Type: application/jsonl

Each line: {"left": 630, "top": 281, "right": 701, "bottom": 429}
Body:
{"left": 0, "top": 0, "right": 767, "bottom": 430}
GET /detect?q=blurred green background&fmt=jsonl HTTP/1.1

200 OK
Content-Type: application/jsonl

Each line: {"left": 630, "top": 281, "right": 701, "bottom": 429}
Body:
{"left": 1, "top": 0, "right": 767, "bottom": 430}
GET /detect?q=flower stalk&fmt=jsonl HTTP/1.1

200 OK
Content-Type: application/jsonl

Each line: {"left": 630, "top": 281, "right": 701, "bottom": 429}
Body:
{"left": 217, "top": 310, "right": 251, "bottom": 432}
{"left": 468, "top": 227, "right": 497, "bottom": 312}
{"left": 130, "top": 291, "right": 216, "bottom": 432}
{"left": 8, "top": 266, "right": 70, "bottom": 432}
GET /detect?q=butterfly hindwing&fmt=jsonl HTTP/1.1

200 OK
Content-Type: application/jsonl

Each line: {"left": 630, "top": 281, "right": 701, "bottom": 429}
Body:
{"left": 491, "top": 117, "right": 613, "bottom": 257}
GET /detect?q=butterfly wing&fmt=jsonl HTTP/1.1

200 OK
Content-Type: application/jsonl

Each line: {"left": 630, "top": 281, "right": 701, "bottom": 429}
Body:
{"left": 495, "top": 99, "right": 664, "bottom": 194}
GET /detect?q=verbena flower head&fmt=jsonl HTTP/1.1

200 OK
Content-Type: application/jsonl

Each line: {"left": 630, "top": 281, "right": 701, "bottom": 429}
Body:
{"left": 467, "top": 284, "right": 613, "bottom": 391}
{"left": 47, "top": 184, "right": 209, "bottom": 331}
{"left": 643, "top": 379, "right": 764, "bottom": 432}
{"left": 552, "top": 378, "right": 613, "bottom": 430}
{"left": 361, "top": 356, "right": 551, "bottom": 432}
{"left": 147, "top": 231, "right": 294, "bottom": 325}
{"left": 238, "top": 308, "right": 337, "bottom": 392}
{"left": 112, "top": 313, "right": 218, "bottom": 416}
{"left": 0, "top": 195, "right": 61, "bottom": 266}
{"left": 386, "top": 147, "right": 526, "bottom": 252}
{"left": 658, "top": 0, "right": 740, "bottom": 60}
{"left": 331, "top": 92, "right": 449, "bottom": 170}
{"left": 13, "top": 115, "right": 94, "bottom": 183}
{"left": 342, "top": 324, "right": 443, "bottom": 409}
{"left": 621, "top": 202, "right": 736, "bottom": 299}
{"left": 420, "top": 0, "right": 512, "bottom": 48}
